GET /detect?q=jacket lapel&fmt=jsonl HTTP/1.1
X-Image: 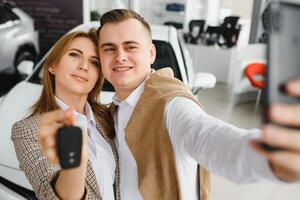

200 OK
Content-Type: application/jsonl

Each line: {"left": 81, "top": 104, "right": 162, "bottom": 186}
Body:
{"left": 86, "top": 159, "right": 101, "bottom": 198}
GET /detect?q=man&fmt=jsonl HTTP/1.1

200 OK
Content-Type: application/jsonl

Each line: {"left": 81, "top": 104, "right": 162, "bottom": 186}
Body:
{"left": 97, "top": 9, "right": 300, "bottom": 200}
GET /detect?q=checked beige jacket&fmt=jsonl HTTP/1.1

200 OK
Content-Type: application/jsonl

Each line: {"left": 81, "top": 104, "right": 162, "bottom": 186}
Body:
{"left": 11, "top": 113, "right": 120, "bottom": 200}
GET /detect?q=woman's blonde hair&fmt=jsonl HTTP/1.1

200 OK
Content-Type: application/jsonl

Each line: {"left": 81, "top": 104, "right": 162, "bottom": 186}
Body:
{"left": 31, "top": 28, "right": 115, "bottom": 138}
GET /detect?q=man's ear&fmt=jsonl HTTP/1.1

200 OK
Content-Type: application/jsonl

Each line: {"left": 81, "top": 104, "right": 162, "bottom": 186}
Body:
{"left": 48, "top": 66, "right": 55, "bottom": 74}
{"left": 150, "top": 43, "right": 156, "bottom": 64}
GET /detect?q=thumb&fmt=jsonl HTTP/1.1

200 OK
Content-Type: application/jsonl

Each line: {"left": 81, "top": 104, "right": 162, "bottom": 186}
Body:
{"left": 64, "top": 109, "right": 76, "bottom": 126}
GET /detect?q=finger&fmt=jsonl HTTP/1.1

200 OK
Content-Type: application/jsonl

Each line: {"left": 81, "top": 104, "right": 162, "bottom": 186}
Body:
{"left": 39, "top": 122, "right": 63, "bottom": 141}
{"left": 261, "top": 125, "right": 300, "bottom": 151}
{"left": 64, "top": 109, "right": 76, "bottom": 126}
{"left": 251, "top": 141, "right": 300, "bottom": 181}
{"left": 44, "top": 148, "right": 59, "bottom": 165}
{"left": 81, "top": 130, "right": 88, "bottom": 162}
{"left": 250, "top": 140, "right": 272, "bottom": 157}
{"left": 43, "top": 137, "right": 56, "bottom": 149}
{"left": 40, "top": 110, "right": 64, "bottom": 126}
{"left": 268, "top": 152, "right": 300, "bottom": 181}
{"left": 285, "top": 78, "right": 300, "bottom": 97}
{"left": 270, "top": 104, "right": 300, "bottom": 127}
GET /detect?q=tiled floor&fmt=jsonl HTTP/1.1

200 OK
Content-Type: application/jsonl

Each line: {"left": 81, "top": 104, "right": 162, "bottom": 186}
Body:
{"left": 197, "top": 83, "right": 300, "bottom": 200}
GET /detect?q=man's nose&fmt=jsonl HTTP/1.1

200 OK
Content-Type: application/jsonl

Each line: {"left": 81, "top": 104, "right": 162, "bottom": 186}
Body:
{"left": 116, "top": 49, "right": 128, "bottom": 63}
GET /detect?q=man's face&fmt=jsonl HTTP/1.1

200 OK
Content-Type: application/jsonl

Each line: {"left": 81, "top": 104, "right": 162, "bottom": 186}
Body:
{"left": 98, "top": 18, "right": 156, "bottom": 100}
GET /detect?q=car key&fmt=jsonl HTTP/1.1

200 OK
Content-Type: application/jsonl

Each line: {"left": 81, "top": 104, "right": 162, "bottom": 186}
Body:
{"left": 56, "top": 126, "right": 82, "bottom": 169}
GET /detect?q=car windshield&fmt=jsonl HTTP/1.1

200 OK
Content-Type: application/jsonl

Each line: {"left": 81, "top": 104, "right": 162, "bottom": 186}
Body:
{"left": 28, "top": 40, "right": 182, "bottom": 91}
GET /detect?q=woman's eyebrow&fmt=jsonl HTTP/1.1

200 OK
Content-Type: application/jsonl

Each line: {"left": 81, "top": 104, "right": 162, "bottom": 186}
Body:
{"left": 69, "top": 48, "right": 99, "bottom": 60}
{"left": 91, "top": 56, "right": 99, "bottom": 60}
{"left": 69, "top": 48, "right": 83, "bottom": 54}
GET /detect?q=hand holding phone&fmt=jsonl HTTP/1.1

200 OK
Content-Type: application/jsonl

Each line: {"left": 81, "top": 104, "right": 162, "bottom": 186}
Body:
{"left": 262, "top": 2, "right": 300, "bottom": 151}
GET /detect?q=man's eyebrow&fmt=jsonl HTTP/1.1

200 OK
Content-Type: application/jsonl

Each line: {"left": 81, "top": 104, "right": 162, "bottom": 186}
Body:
{"left": 100, "top": 41, "right": 140, "bottom": 48}
{"left": 124, "top": 41, "right": 139, "bottom": 45}
{"left": 100, "top": 43, "right": 115, "bottom": 48}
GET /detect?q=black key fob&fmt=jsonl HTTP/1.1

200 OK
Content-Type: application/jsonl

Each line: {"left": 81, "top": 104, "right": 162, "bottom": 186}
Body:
{"left": 57, "top": 126, "right": 82, "bottom": 169}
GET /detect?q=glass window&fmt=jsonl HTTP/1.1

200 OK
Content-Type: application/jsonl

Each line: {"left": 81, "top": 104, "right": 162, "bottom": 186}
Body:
{"left": 0, "top": 6, "right": 9, "bottom": 25}
{"left": 0, "top": 6, "right": 19, "bottom": 26}
{"left": 6, "top": 7, "right": 20, "bottom": 21}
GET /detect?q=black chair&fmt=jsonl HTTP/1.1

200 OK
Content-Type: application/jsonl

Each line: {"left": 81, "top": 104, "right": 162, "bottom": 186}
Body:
{"left": 204, "top": 25, "right": 223, "bottom": 46}
{"left": 164, "top": 21, "right": 183, "bottom": 29}
{"left": 183, "top": 19, "right": 206, "bottom": 44}
{"left": 152, "top": 40, "right": 182, "bottom": 80}
{"left": 219, "top": 16, "right": 241, "bottom": 48}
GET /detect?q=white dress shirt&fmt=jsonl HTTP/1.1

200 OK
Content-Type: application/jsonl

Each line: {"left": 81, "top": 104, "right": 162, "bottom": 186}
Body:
{"left": 112, "top": 83, "right": 280, "bottom": 200}
{"left": 55, "top": 97, "right": 116, "bottom": 200}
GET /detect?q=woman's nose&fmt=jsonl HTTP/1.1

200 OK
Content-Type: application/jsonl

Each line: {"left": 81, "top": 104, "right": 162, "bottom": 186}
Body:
{"left": 77, "top": 58, "right": 88, "bottom": 71}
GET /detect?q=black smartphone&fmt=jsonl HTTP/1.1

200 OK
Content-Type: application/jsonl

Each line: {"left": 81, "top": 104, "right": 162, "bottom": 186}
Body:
{"left": 262, "top": 2, "right": 300, "bottom": 151}
{"left": 57, "top": 126, "right": 82, "bottom": 169}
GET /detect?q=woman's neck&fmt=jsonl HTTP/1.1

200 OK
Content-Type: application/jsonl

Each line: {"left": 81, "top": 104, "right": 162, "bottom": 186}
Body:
{"left": 55, "top": 91, "right": 87, "bottom": 114}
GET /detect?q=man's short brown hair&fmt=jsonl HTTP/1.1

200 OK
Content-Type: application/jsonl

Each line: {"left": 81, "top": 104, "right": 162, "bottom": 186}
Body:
{"left": 98, "top": 9, "right": 152, "bottom": 37}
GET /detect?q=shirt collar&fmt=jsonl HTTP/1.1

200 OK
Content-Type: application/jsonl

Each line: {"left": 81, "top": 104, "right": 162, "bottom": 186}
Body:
{"left": 54, "top": 96, "right": 96, "bottom": 126}
{"left": 112, "top": 81, "right": 145, "bottom": 108}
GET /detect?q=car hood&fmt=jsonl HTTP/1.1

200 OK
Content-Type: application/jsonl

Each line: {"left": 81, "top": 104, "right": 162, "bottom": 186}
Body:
{"left": 0, "top": 81, "right": 41, "bottom": 167}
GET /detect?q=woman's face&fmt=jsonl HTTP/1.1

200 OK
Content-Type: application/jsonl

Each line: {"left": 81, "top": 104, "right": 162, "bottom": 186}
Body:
{"left": 50, "top": 37, "right": 100, "bottom": 99}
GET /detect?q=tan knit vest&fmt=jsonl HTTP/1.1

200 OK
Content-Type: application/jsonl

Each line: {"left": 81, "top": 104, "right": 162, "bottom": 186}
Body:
{"left": 124, "top": 68, "right": 211, "bottom": 200}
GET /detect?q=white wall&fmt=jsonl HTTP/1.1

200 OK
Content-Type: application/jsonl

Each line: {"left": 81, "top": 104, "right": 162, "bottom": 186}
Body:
{"left": 90, "top": 0, "right": 127, "bottom": 16}
{"left": 83, "top": 0, "right": 91, "bottom": 23}
{"left": 221, "top": 0, "right": 254, "bottom": 19}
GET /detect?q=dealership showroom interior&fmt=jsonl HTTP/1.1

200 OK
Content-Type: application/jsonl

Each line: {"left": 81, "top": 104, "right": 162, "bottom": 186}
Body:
{"left": 1, "top": 0, "right": 300, "bottom": 199}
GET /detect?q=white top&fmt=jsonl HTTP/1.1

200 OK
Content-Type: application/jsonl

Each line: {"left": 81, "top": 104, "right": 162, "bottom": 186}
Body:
{"left": 55, "top": 97, "right": 116, "bottom": 200}
{"left": 112, "top": 83, "right": 280, "bottom": 200}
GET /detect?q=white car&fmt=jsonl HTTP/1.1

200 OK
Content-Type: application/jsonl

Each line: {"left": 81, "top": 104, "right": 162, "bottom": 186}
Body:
{"left": 0, "top": 1, "right": 39, "bottom": 73}
{"left": 0, "top": 21, "right": 216, "bottom": 199}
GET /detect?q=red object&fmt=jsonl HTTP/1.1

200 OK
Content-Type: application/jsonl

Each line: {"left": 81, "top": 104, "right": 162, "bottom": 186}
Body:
{"left": 244, "top": 63, "right": 266, "bottom": 88}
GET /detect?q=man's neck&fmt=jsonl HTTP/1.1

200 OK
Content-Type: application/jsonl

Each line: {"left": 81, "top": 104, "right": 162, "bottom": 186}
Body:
{"left": 115, "top": 73, "right": 151, "bottom": 101}
{"left": 115, "top": 87, "right": 136, "bottom": 102}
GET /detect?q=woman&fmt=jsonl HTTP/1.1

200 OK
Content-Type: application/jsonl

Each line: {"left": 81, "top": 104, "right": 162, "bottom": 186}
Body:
{"left": 11, "top": 29, "right": 119, "bottom": 200}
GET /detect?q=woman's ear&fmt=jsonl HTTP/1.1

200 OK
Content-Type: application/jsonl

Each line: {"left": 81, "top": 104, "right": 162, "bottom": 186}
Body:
{"left": 48, "top": 66, "right": 55, "bottom": 74}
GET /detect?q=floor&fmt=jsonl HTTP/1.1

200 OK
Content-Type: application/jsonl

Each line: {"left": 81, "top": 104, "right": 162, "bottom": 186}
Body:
{"left": 197, "top": 83, "right": 300, "bottom": 200}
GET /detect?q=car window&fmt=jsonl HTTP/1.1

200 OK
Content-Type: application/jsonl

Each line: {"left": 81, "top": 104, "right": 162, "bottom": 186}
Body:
{"left": 0, "top": 6, "right": 19, "bottom": 27}
{"left": 6, "top": 7, "right": 20, "bottom": 21}
{"left": 28, "top": 40, "right": 182, "bottom": 92}
{"left": 0, "top": 6, "right": 10, "bottom": 25}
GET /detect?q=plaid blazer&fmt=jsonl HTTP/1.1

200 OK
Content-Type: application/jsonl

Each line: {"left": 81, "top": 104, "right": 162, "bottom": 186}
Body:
{"left": 11, "top": 113, "right": 120, "bottom": 200}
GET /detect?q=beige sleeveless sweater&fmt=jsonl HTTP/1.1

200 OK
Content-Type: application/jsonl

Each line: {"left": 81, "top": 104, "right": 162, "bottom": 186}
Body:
{"left": 124, "top": 68, "right": 211, "bottom": 200}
